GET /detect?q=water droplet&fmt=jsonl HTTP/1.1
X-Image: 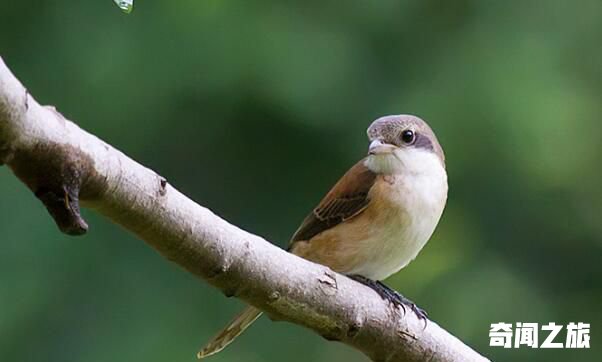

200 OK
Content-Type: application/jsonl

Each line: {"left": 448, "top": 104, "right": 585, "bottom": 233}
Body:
{"left": 113, "top": 0, "right": 134, "bottom": 14}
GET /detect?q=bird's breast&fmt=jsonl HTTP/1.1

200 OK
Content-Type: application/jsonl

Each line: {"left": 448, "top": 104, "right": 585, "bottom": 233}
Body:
{"left": 349, "top": 170, "right": 447, "bottom": 280}
{"left": 294, "top": 158, "right": 447, "bottom": 281}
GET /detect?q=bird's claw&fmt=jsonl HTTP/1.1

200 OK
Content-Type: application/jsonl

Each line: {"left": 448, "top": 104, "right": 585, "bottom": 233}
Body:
{"left": 383, "top": 285, "right": 428, "bottom": 325}
{"left": 348, "top": 275, "right": 428, "bottom": 328}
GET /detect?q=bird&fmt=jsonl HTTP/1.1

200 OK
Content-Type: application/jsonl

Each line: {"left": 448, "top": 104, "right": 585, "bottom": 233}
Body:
{"left": 197, "top": 114, "right": 448, "bottom": 359}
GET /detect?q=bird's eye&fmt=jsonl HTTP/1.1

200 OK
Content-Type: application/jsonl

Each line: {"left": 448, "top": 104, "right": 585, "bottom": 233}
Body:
{"left": 401, "top": 130, "right": 416, "bottom": 144}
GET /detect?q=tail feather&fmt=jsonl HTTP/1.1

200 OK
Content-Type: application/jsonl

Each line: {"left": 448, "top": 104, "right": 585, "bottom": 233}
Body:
{"left": 197, "top": 306, "right": 263, "bottom": 359}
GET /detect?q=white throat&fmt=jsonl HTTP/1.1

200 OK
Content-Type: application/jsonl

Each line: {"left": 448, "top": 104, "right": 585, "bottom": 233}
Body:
{"left": 364, "top": 147, "right": 444, "bottom": 176}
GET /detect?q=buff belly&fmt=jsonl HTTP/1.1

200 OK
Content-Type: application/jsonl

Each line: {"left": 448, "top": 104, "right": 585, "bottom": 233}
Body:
{"left": 293, "top": 169, "right": 447, "bottom": 281}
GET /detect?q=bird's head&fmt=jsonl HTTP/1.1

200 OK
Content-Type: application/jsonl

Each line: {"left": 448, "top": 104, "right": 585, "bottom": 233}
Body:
{"left": 364, "top": 115, "right": 445, "bottom": 175}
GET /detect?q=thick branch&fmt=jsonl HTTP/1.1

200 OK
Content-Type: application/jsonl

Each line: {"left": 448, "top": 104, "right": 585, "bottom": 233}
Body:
{"left": 0, "top": 56, "right": 489, "bottom": 362}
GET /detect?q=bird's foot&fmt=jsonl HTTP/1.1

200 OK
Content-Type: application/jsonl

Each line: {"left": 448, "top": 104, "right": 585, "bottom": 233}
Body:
{"left": 348, "top": 275, "right": 428, "bottom": 326}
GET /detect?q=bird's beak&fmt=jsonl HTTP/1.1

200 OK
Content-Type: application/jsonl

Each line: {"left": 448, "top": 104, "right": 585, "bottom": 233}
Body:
{"left": 368, "top": 139, "right": 396, "bottom": 155}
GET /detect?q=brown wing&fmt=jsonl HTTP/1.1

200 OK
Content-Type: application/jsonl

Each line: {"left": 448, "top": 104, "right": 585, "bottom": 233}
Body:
{"left": 290, "top": 159, "right": 376, "bottom": 244}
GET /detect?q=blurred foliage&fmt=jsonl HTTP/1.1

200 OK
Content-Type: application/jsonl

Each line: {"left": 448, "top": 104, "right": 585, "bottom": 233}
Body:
{"left": 1, "top": 1, "right": 601, "bottom": 361}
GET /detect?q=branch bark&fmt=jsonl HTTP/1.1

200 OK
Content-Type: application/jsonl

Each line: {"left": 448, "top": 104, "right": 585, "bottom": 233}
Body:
{"left": 0, "top": 56, "right": 489, "bottom": 362}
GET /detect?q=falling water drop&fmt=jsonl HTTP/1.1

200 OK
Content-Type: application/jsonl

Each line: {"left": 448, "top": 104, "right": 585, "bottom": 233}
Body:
{"left": 113, "top": 0, "right": 134, "bottom": 14}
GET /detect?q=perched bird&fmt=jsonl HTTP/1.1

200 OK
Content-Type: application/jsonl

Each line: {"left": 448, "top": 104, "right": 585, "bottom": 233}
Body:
{"left": 198, "top": 114, "right": 448, "bottom": 359}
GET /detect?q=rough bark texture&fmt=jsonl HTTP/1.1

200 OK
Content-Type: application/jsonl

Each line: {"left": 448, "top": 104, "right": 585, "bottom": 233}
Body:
{"left": 0, "top": 56, "right": 489, "bottom": 362}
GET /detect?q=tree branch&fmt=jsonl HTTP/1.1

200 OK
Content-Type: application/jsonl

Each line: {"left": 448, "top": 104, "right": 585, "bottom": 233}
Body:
{"left": 0, "top": 56, "right": 489, "bottom": 362}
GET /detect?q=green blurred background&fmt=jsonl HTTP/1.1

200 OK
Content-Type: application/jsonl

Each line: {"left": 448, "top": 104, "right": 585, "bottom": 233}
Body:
{"left": 1, "top": 1, "right": 600, "bottom": 361}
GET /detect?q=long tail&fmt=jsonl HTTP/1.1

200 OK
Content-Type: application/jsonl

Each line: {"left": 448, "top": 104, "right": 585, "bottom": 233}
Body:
{"left": 197, "top": 306, "right": 263, "bottom": 359}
